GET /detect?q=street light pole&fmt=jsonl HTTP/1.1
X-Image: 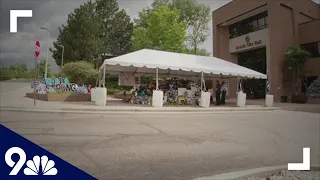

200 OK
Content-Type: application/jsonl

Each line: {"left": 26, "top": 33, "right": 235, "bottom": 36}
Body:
{"left": 58, "top": 45, "right": 64, "bottom": 67}
{"left": 40, "top": 26, "right": 50, "bottom": 79}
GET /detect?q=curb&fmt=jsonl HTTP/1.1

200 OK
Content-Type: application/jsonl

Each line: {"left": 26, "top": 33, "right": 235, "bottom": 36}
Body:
{"left": 193, "top": 165, "right": 320, "bottom": 180}
{"left": 61, "top": 107, "right": 280, "bottom": 113}
{"left": 0, "top": 106, "right": 281, "bottom": 114}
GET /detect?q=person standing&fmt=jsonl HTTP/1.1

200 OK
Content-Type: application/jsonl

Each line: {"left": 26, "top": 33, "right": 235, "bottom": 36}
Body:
{"left": 215, "top": 80, "right": 221, "bottom": 105}
{"left": 221, "top": 81, "right": 227, "bottom": 105}
{"left": 87, "top": 85, "right": 92, "bottom": 94}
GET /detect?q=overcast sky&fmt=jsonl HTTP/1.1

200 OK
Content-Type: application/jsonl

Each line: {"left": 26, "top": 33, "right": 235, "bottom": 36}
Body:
{"left": 0, "top": 0, "right": 319, "bottom": 73}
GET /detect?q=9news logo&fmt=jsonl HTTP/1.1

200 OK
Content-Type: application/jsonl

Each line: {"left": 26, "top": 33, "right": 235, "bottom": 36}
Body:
{"left": 1, "top": 125, "right": 96, "bottom": 179}
{"left": 5, "top": 147, "right": 57, "bottom": 176}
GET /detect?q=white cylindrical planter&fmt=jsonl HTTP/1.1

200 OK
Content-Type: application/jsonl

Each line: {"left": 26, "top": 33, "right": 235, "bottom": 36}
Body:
{"left": 237, "top": 91, "right": 246, "bottom": 107}
{"left": 152, "top": 90, "right": 163, "bottom": 107}
{"left": 91, "top": 88, "right": 96, "bottom": 102}
{"left": 200, "top": 91, "right": 210, "bottom": 108}
{"left": 265, "top": 95, "right": 274, "bottom": 107}
{"left": 95, "top": 88, "right": 107, "bottom": 106}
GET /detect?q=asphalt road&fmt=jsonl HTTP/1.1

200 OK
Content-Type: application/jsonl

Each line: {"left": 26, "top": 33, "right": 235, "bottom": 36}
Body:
{"left": 0, "top": 110, "right": 319, "bottom": 180}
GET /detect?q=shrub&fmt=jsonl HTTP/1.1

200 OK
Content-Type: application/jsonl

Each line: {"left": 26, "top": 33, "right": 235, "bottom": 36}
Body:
{"left": 0, "top": 68, "right": 14, "bottom": 81}
{"left": 62, "top": 61, "right": 99, "bottom": 86}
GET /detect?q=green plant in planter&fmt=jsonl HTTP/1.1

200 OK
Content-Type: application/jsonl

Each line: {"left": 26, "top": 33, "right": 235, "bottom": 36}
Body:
{"left": 283, "top": 46, "right": 311, "bottom": 95}
{"left": 48, "top": 88, "right": 56, "bottom": 94}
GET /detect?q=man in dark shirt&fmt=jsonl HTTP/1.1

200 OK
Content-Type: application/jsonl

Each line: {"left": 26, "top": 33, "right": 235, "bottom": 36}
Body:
{"left": 215, "top": 80, "right": 221, "bottom": 105}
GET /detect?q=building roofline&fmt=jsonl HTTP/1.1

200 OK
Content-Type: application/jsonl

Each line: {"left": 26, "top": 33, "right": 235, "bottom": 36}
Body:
{"left": 213, "top": 0, "right": 319, "bottom": 14}
{"left": 215, "top": 4, "right": 267, "bottom": 26}
{"left": 309, "top": 0, "right": 320, "bottom": 6}
{"left": 212, "top": 0, "right": 234, "bottom": 13}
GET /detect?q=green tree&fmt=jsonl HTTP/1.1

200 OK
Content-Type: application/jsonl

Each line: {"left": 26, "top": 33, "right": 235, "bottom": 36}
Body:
{"left": 9, "top": 62, "right": 28, "bottom": 73}
{"left": 132, "top": 5, "right": 187, "bottom": 52}
{"left": 96, "top": 0, "right": 133, "bottom": 58}
{"left": 62, "top": 61, "right": 98, "bottom": 85}
{"left": 0, "top": 67, "right": 14, "bottom": 81}
{"left": 51, "top": 0, "right": 133, "bottom": 69}
{"left": 51, "top": 1, "right": 102, "bottom": 67}
{"left": 29, "top": 60, "right": 51, "bottom": 79}
{"left": 135, "top": 0, "right": 211, "bottom": 55}
{"left": 283, "top": 46, "right": 311, "bottom": 94}
{"left": 8, "top": 62, "right": 30, "bottom": 79}
{"left": 182, "top": 47, "right": 210, "bottom": 56}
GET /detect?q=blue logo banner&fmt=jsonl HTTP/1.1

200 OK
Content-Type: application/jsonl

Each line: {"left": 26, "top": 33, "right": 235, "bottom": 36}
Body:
{"left": 0, "top": 125, "right": 97, "bottom": 180}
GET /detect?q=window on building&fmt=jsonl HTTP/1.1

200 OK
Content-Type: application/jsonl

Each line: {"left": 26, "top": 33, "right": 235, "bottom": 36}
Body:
{"left": 229, "top": 11, "right": 268, "bottom": 39}
{"left": 250, "top": 20, "right": 258, "bottom": 31}
{"left": 265, "top": 16, "right": 268, "bottom": 26}
{"left": 257, "top": 18, "right": 265, "bottom": 29}
{"left": 301, "top": 41, "right": 320, "bottom": 58}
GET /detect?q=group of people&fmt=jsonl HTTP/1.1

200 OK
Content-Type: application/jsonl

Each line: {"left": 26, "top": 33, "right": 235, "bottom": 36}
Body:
{"left": 215, "top": 80, "right": 227, "bottom": 105}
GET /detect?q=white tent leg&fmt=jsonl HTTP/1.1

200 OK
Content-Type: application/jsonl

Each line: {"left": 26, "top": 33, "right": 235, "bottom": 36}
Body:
{"left": 236, "top": 76, "right": 246, "bottom": 107}
{"left": 156, "top": 67, "right": 159, "bottom": 90}
{"left": 95, "top": 66, "right": 107, "bottom": 106}
{"left": 236, "top": 75, "right": 240, "bottom": 92}
{"left": 265, "top": 75, "right": 273, "bottom": 107}
{"left": 200, "top": 72, "right": 203, "bottom": 91}
{"left": 103, "top": 65, "right": 106, "bottom": 88}
{"left": 98, "top": 70, "right": 102, "bottom": 87}
{"left": 152, "top": 67, "right": 163, "bottom": 107}
{"left": 200, "top": 72, "right": 210, "bottom": 108}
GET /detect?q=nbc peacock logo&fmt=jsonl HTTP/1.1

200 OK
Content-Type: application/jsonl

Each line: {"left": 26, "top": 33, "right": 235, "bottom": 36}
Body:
{"left": 5, "top": 147, "right": 58, "bottom": 176}
{"left": 24, "top": 155, "right": 58, "bottom": 175}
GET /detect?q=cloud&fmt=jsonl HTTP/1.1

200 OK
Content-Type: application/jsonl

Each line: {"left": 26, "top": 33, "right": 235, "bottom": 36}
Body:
{"left": 0, "top": 0, "right": 88, "bottom": 71}
{"left": 0, "top": 0, "right": 230, "bottom": 71}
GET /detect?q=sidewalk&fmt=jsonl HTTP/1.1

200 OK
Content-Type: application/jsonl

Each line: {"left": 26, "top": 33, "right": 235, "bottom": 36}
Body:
{"left": 0, "top": 83, "right": 319, "bottom": 113}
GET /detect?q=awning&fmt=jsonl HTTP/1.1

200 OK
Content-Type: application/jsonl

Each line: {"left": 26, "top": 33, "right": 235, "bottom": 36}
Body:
{"left": 100, "top": 49, "right": 267, "bottom": 79}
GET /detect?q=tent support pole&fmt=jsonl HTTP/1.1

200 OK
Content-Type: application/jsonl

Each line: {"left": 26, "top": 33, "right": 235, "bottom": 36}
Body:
{"left": 102, "top": 65, "right": 106, "bottom": 88}
{"left": 203, "top": 72, "right": 206, "bottom": 91}
{"left": 98, "top": 70, "right": 102, "bottom": 87}
{"left": 237, "top": 75, "right": 240, "bottom": 92}
{"left": 200, "top": 71, "right": 203, "bottom": 91}
{"left": 266, "top": 75, "right": 270, "bottom": 95}
{"left": 156, "top": 67, "right": 159, "bottom": 90}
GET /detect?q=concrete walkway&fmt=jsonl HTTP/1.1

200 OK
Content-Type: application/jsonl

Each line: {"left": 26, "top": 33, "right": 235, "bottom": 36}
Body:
{"left": 1, "top": 80, "right": 319, "bottom": 113}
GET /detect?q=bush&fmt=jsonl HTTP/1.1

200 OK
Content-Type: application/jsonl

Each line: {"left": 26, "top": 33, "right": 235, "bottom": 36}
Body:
{"left": 0, "top": 68, "right": 14, "bottom": 81}
{"left": 0, "top": 68, "right": 34, "bottom": 81}
{"left": 62, "top": 61, "right": 99, "bottom": 86}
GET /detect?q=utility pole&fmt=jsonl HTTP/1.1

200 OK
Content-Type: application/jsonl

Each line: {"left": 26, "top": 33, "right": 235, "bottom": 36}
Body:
{"left": 40, "top": 26, "right": 50, "bottom": 78}
{"left": 57, "top": 45, "right": 64, "bottom": 67}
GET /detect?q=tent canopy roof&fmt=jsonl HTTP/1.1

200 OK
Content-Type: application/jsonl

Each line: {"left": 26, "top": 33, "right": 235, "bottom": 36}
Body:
{"left": 100, "top": 49, "right": 267, "bottom": 79}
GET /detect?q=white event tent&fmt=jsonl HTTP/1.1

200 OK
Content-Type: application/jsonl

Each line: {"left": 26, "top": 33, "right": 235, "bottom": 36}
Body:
{"left": 100, "top": 49, "right": 267, "bottom": 79}
{"left": 96, "top": 49, "right": 273, "bottom": 108}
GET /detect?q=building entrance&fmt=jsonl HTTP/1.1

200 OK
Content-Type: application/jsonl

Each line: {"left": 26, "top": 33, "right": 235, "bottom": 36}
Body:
{"left": 238, "top": 48, "right": 266, "bottom": 99}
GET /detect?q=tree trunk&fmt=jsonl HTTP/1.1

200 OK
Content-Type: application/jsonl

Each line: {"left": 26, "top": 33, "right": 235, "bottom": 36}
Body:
{"left": 294, "top": 70, "right": 298, "bottom": 95}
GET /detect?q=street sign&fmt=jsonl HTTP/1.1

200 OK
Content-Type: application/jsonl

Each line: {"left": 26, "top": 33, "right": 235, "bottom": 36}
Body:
{"left": 35, "top": 40, "right": 40, "bottom": 58}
